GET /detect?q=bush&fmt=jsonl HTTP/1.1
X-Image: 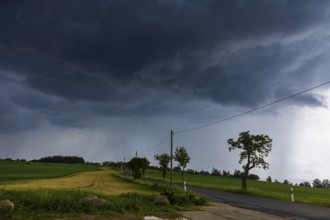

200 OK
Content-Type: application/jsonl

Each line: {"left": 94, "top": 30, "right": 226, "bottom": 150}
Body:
{"left": 160, "top": 187, "right": 207, "bottom": 206}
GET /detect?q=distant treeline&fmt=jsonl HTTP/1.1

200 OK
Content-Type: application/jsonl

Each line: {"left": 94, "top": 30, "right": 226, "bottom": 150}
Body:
{"left": 31, "top": 155, "right": 85, "bottom": 164}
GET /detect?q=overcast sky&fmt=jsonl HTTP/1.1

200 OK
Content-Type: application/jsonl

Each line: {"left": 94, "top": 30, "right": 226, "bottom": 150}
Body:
{"left": 1, "top": 0, "right": 330, "bottom": 183}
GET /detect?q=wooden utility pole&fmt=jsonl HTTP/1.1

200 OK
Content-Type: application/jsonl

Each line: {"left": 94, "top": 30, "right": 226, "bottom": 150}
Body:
{"left": 170, "top": 130, "right": 173, "bottom": 187}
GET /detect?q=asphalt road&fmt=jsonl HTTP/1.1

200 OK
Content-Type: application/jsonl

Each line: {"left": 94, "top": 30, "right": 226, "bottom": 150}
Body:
{"left": 188, "top": 186, "right": 330, "bottom": 220}
{"left": 144, "top": 178, "right": 330, "bottom": 220}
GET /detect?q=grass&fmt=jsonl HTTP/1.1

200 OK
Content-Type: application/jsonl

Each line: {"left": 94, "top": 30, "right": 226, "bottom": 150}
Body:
{"left": 146, "top": 169, "right": 330, "bottom": 208}
{"left": 0, "top": 160, "right": 99, "bottom": 182}
{"left": 0, "top": 189, "right": 174, "bottom": 219}
{"left": 0, "top": 162, "right": 204, "bottom": 219}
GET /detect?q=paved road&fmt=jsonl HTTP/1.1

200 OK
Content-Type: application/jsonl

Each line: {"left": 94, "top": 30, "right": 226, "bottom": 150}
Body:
{"left": 144, "top": 178, "right": 330, "bottom": 220}
{"left": 188, "top": 186, "right": 330, "bottom": 220}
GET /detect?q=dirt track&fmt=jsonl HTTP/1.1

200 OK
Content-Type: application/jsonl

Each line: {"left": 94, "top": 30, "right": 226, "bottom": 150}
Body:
{"left": 179, "top": 202, "right": 287, "bottom": 220}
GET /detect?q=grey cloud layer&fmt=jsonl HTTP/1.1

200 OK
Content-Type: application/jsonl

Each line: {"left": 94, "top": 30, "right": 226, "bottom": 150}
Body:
{"left": 1, "top": 0, "right": 330, "bottom": 133}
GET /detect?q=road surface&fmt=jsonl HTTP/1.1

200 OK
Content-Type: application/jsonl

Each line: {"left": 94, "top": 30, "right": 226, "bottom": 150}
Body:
{"left": 144, "top": 178, "right": 330, "bottom": 219}
{"left": 188, "top": 186, "right": 330, "bottom": 220}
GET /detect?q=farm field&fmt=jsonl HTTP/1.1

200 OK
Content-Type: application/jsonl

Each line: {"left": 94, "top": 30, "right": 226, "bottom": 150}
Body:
{"left": 146, "top": 169, "right": 330, "bottom": 208}
{"left": 2, "top": 166, "right": 158, "bottom": 195}
{"left": 0, "top": 161, "right": 179, "bottom": 219}
{"left": 0, "top": 160, "right": 99, "bottom": 181}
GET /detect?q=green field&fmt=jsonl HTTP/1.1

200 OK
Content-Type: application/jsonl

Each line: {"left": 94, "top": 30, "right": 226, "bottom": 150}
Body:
{"left": 146, "top": 169, "right": 330, "bottom": 208}
{"left": 0, "top": 161, "right": 202, "bottom": 219}
{"left": 0, "top": 160, "right": 99, "bottom": 181}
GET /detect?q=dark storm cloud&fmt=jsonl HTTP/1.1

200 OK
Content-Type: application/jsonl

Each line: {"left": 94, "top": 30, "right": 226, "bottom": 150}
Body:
{"left": 1, "top": 0, "right": 330, "bottom": 133}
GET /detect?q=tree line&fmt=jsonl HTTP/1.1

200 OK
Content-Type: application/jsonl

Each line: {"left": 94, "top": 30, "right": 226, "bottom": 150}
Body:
{"left": 30, "top": 155, "right": 85, "bottom": 164}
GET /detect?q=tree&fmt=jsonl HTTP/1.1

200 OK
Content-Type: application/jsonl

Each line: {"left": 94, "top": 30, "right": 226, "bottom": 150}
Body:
{"left": 313, "top": 178, "right": 322, "bottom": 188}
{"left": 126, "top": 157, "right": 150, "bottom": 179}
{"left": 228, "top": 131, "right": 272, "bottom": 190}
{"left": 266, "top": 176, "right": 272, "bottom": 182}
{"left": 174, "top": 146, "right": 190, "bottom": 185}
{"left": 283, "top": 179, "right": 290, "bottom": 185}
{"left": 322, "top": 179, "right": 330, "bottom": 189}
{"left": 211, "top": 167, "right": 221, "bottom": 176}
{"left": 233, "top": 169, "right": 242, "bottom": 178}
{"left": 248, "top": 174, "right": 260, "bottom": 180}
{"left": 299, "top": 181, "right": 311, "bottom": 187}
{"left": 154, "top": 153, "right": 171, "bottom": 180}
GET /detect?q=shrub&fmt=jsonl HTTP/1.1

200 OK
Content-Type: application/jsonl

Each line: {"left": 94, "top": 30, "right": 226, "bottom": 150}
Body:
{"left": 160, "top": 187, "right": 207, "bottom": 206}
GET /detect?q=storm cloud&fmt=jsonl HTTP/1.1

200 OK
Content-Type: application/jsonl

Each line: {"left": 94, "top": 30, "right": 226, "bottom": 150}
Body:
{"left": 1, "top": 0, "right": 330, "bottom": 181}
{"left": 1, "top": 1, "right": 329, "bottom": 129}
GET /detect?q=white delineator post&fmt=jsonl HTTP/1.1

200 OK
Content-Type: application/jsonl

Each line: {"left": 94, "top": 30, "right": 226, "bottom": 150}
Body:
{"left": 291, "top": 187, "right": 294, "bottom": 203}
{"left": 184, "top": 181, "right": 187, "bottom": 191}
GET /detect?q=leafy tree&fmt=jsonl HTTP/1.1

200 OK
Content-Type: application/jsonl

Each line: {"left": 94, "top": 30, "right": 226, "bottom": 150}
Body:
{"left": 211, "top": 167, "right": 221, "bottom": 176}
{"left": 313, "top": 178, "right": 322, "bottom": 188}
{"left": 33, "top": 155, "right": 85, "bottom": 164}
{"left": 283, "top": 179, "right": 290, "bottom": 184}
{"left": 299, "top": 181, "right": 311, "bottom": 187}
{"left": 266, "top": 176, "right": 272, "bottom": 182}
{"left": 174, "top": 146, "right": 190, "bottom": 185}
{"left": 154, "top": 153, "right": 171, "bottom": 180}
{"left": 222, "top": 170, "right": 231, "bottom": 177}
{"left": 233, "top": 169, "right": 242, "bottom": 178}
{"left": 228, "top": 131, "right": 272, "bottom": 190}
{"left": 322, "top": 179, "right": 330, "bottom": 189}
{"left": 199, "top": 170, "right": 210, "bottom": 176}
{"left": 248, "top": 174, "right": 260, "bottom": 180}
{"left": 126, "top": 157, "right": 150, "bottom": 179}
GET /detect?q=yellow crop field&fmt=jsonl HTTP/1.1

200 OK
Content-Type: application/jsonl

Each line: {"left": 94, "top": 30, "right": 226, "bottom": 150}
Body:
{"left": 3, "top": 167, "right": 154, "bottom": 195}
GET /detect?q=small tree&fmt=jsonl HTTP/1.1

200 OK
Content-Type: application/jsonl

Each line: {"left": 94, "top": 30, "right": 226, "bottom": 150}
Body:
{"left": 174, "top": 146, "right": 190, "bottom": 185}
{"left": 299, "top": 181, "right": 311, "bottom": 187}
{"left": 154, "top": 153, "right": 171, "bottom": 180}
{"left": 266, "top": 176, "right": 272, "bottom": 182}
{"left": 283, "top": 179, "right": 290, "bottom": 185}
{"left": 228, "top": 131, "right": 272, "bottom": 190}
{"left": 126, "top": 157, "right": 150, "bottom": 179}
{"left": 211, "top": 167, "right": 221, "bottom": 176}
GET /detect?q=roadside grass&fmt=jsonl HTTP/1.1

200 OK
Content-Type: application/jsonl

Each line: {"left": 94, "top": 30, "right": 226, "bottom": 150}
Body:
{"left": 0, "top": 160, "right": 99, "bottom": 182}
{"left": 0, "top": 162, "right": 206, "bottom": 219}
{"left": 145, "top": 170, "right": 330, "bottom": 208}
{"left": 0, "top": 189, "right": 174, "bottom": 220}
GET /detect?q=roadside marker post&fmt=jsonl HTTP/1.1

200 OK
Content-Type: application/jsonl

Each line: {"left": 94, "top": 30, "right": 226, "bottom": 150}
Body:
{"left": 184, "top": 181, "right": 187, "bottom": 191}
{"left": 291, "top": 187, "right": 294, "bottom": 203}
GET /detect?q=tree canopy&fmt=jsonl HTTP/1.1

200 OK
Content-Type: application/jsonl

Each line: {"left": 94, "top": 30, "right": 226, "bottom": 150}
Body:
{"left": 126, "top": 157, "right": 150, "bottom": 179}
{"left": 174, "top": 146, "right": 190, "bottom": 185}
{"left": 154, "top": 153, "right": 171, "bottom": 180}
{"left": 228, "top": 131, "right": 272, "bottom": 190}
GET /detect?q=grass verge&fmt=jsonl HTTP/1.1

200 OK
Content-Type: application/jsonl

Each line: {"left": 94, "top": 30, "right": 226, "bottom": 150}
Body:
{"left": 0, "top": 189, "right": 174, "bottom": 219}
{"left": 145, "top": 169, "right": 330, "bottom": 208}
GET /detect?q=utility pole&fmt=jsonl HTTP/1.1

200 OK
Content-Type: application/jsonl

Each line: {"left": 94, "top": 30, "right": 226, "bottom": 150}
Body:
{"left": 170, "top": 130, "right": 173, "bottom": 187}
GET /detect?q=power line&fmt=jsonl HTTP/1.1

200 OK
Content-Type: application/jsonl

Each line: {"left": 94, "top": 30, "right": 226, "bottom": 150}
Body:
{"left": 175, "top": 80, "right": 330, "bottom": 135}
{"left": 140, "top": 135, "right": 170, "bottom": 153}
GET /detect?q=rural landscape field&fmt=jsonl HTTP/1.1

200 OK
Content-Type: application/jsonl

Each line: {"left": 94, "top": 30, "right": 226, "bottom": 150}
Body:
{"left": 0, "top": 160, "right": 206, "bottom": 219}
{"left": 2, "top": 159, "right": 330, "bottom": 219}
